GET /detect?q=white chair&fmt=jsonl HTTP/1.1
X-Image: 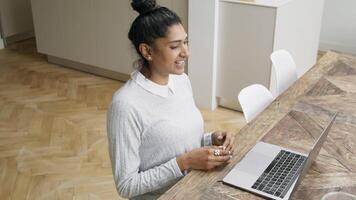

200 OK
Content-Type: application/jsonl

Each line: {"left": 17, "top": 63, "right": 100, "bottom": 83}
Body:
{"left": 270, "top": 49, "right": 298, "bottom": 97}
{"left": 238, "top": 84, "right": 274, "bottom": 123}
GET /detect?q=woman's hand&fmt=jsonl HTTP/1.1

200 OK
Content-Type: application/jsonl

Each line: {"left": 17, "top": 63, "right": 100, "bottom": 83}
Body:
{"left": 212, "top": 131, "right": 235, "bottom": 152}
{"left": 176, "top": 147, "right": 232, "bottom": 171}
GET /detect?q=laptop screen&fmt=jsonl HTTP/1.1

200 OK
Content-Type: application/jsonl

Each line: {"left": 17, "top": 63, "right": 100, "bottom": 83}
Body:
{"left": 289, "top": 112, "right": 337, "bottom": 198}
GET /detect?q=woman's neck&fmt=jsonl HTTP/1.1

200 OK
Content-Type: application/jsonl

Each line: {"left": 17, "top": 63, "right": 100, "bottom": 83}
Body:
{"left": 140, "top": 67, "right": 169, "bottom": 85}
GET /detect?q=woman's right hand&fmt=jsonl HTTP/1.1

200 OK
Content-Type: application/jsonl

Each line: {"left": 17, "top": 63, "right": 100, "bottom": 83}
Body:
{"left": 176, "top": 147, "right": 232, "bottom": 171}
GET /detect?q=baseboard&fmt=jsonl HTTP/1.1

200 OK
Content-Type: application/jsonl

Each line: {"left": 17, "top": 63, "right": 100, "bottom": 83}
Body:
{"left": 47, "top": 56, "right": 130, "bottom": 82}
{"left": 217, "top": 97, "right": 242, "bottom": 112}
{"left": 4, "top": 31, "right": 35, "bottom": 46}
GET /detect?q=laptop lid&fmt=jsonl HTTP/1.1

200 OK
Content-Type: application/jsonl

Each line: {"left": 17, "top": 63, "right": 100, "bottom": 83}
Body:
{"left": 288, "top": 112, "right": 338, "bottom": 198}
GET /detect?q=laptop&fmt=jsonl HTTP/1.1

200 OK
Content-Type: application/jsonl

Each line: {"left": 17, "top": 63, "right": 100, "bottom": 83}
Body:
{"left": 223, "top": 113, "right": 337, "bottom": 200}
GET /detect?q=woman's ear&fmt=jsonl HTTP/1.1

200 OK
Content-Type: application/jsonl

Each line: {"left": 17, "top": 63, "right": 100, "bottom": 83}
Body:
{"left": 139, "top": 43, "right": 153, "bottom": 61}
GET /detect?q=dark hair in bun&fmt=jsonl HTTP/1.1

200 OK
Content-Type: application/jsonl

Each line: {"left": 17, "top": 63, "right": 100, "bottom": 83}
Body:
{"left": 128, "top": 0, "right": 182, "bottom": 68}
{"left": 131, "top": 0, "right": 157, "bottom": 15}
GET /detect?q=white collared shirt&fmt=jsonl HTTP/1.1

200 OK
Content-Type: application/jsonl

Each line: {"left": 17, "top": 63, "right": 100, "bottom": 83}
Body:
{"left": 130, "top": 70, "right": 175, "bottom": 98}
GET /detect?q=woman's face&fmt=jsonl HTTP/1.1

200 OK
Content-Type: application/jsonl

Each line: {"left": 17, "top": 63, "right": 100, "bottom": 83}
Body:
{"left": 149, "top": 23, "right": 189, "bottom": 76}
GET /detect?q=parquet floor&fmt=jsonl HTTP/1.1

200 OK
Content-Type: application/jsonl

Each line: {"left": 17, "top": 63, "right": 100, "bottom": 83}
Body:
{"left": 0, "top": 39, "right": 245, "bottom": 200}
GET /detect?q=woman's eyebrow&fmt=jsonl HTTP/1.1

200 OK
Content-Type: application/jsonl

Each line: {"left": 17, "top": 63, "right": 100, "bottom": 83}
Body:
{"left": 168, "top": 37, "right": 188, "bottom": 44}
{"left": 168, "top": 40, "right": 181, "bottom": 44}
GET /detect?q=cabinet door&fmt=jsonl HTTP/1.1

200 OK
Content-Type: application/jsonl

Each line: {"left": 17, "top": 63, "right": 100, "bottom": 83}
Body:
{"left": 1, "top": 0, "right": 34, "bottom": 37}
{"left": 61, "top": 0, "right": 96, "bottom": 65}
{"left": 216, "top": 2, "right": 275, "bottom": 108}
{"left": 31, "top": 0, "right": 64, "bottom": 56}
{"left": 94, "top": 0, "right": 136, "bottom": 74}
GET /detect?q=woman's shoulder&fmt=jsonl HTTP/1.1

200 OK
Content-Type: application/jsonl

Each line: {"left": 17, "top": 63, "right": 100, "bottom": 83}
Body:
{"left": 109, "top": 94, "right": 137, "bottom": 119}
{"left": 111, "top": 80, "right": 140, "bottom": 107}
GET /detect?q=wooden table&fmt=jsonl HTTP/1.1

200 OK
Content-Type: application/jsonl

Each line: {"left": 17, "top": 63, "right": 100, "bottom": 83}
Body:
{"left": 159, "top": 52, "right": 356, "bottom": 200}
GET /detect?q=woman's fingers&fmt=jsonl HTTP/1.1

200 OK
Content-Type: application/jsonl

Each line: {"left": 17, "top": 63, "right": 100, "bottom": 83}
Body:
{"left": 209, "top": 148, "right": 232, "bottom": 158}
{"left": 222, "top": 132, "right": 233, "bottom": 147}
{"left": 212, "top": 154, "right": 232, "bottom": 162}
{"left": 213, "top": 131, "right": 236, "bottom": 151}
{"left": 222, "top": 133, "right": 235, "bottom": 152}
{"left": 212, "top": 131, "right": 225, "bottom": 146}
{"left": 209, "top": 155, "right": 232, "bottom": 169}
{"left": 222, "top": 136, "right": 230, "bottom": 148}
{"left": 226, "top": 137, "right": 234, "bottom": 152}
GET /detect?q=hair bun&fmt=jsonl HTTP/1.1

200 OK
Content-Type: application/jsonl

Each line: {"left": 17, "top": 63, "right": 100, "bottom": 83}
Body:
{"left": 131, "top": 0, "right": 157, "bottom": 15}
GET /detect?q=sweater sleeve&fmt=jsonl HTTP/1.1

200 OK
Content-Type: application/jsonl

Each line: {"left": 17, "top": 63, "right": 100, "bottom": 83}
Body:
{"left": 107, "top": 101, "right": 184, "bottom": 198}
{"left": 202, "top": 132, "right": 213, "bottom": 146}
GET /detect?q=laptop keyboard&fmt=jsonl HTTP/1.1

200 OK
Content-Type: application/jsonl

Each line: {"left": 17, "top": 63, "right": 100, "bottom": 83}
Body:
{"left": 251, "top": 150, "right": 306, "bottom": 198}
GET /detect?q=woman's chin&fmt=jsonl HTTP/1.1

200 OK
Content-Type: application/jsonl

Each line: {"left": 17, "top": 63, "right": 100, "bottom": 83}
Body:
{"left": 173, "top": 68, "right": 185, "bottom": 75}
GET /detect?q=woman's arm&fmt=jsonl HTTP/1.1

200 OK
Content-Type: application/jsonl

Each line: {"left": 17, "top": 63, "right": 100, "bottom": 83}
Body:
{"left": 176, "top": 147, "right": 232, "bottom": 171}
{"left": 116, "top": 158, "right": 183, "bottom": 198}
{"left": 107, "top": 101, "right": 184, "bottom": 198}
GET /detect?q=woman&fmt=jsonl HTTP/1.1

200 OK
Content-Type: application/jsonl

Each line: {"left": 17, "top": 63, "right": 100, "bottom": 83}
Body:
{"left": 107, "top": 0, "right": 235, "bottom": 199}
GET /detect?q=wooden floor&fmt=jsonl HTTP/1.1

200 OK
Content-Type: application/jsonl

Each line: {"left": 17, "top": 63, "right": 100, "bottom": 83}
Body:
{"left": 0, "top": 39, "right": 245, "bottom": 200}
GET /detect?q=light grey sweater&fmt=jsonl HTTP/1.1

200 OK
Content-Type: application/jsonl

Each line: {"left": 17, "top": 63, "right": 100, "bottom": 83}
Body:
{"left": 107, "top": 71, "right": 212, "bottom": 199}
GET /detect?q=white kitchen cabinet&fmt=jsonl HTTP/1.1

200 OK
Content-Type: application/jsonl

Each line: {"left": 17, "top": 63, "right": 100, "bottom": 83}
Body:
{"left": 31, "top": 0, "right": 188, "bottom": 81}
{"left": 31, "top": 0, "right": 65, "bottom": 57}
{"left": 0, "top": 0, "right": 34, "bottom": 44}
{"left": 94, "top": 0, "right": 136, "bottom": 75}
{"left": 188, "top": 0, "right": 325, "bottom": 110}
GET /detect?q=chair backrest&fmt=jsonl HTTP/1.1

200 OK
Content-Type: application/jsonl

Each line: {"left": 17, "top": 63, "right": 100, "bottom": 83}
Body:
{"left": 238, "top": 84, "right": 274, "bottom": 123}
{"left": 270, "top": 49, "right": 298, "bottom": 96}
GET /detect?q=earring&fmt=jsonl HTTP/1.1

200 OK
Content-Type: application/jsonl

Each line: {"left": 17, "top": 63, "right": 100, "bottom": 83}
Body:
{"left": 147, "top": 56, "right": 152, "bottom": 61}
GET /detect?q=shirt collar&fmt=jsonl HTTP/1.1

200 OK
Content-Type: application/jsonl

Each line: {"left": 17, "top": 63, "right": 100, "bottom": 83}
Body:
{"left": 131, "top": 70, "right": 175, "bottom": 98}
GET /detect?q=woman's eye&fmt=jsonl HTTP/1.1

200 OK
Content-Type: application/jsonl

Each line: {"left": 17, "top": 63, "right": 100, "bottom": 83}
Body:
{"left": 170, "top": 46, "right": 179, "bottom": 49}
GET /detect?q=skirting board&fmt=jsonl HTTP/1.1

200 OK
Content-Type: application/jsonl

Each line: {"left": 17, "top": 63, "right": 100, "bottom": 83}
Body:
{"left": 4, "top": 31, "right": 35, "bottom": 46}
{"left": 48, "top": 56, "right": 130, "bottom": 82}
{"left": 217, "top": 97, "right": 242, "bottom": 112}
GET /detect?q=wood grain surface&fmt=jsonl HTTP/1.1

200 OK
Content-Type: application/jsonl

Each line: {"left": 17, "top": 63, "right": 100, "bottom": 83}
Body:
{"left": 160, "top": 52, "right": 356, "bottom": 200}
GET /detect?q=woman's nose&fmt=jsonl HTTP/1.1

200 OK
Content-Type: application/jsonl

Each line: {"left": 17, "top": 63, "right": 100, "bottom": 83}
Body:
{"left": 180, "top": 44, "right": 190, "bottom": 58}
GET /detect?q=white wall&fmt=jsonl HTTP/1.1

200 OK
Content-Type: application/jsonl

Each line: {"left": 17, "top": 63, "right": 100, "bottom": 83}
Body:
{"left": 319, "top": 0, "right": 356, "bottom": 54}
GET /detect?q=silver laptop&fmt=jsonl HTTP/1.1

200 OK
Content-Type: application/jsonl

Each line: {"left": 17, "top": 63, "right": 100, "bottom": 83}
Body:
{"left": 223, "top": 113, "right": 337, "bottom": 200}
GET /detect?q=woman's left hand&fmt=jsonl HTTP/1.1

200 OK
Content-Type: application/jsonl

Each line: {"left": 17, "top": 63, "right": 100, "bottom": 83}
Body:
{"left": 212, "top": 131, "right": 235, "bottom": 152}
